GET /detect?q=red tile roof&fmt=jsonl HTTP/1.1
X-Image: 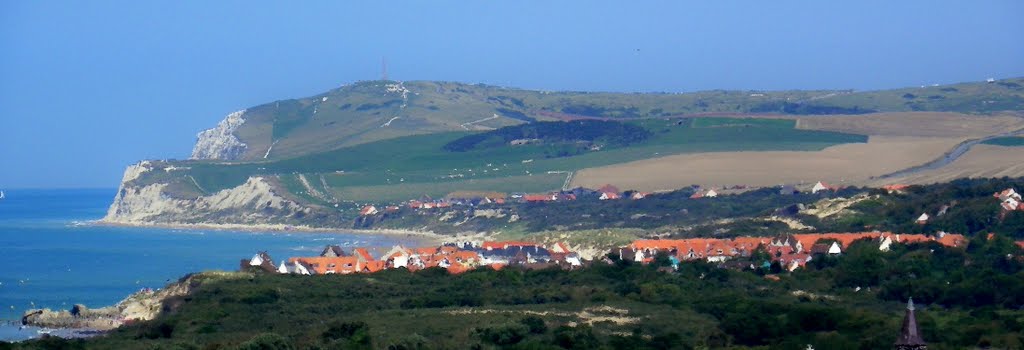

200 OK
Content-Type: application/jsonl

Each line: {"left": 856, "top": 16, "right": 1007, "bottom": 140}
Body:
{"left": 524, "top": 194, "right": 552, "bottom": 202}
{"left": 883, "top": 184, "right": 910, "bottom": 192}
{"left": 290, "top": 256, "right": 362, "bottom": 274}
{"left": 353, "top": 248, "right": 375, "bottom": 262}
{"left": 359, "top": 205, "right": 377, "bottom": 216}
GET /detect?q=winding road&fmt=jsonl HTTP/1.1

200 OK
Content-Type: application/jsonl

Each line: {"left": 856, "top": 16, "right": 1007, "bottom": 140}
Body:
{"left": 878, "top": 127, "right": 1024, "bottom": 179}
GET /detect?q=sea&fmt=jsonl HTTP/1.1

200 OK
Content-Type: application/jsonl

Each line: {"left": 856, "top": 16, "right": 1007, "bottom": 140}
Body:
{"left": 0, "top": 188, "right": 425, "bottom": 342}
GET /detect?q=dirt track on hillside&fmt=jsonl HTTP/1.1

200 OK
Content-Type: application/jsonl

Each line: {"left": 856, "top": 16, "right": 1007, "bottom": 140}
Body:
{"left": 570, "top": 136, "right": 965, "bottom": 191}
{"left": 865, "top": 145, "right": 1024, "bottom": 186}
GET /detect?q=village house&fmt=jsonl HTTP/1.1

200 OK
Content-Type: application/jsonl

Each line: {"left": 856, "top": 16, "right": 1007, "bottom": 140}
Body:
{"left": 320, "top": 245, "right": 347, "bottom": 257}
{"left": 241, "top": 251, "right": 276, "bottom": 273}
{"left": 523, "top": 194, "right": 553, "bottom": 203}
{"left": 359, "top": 205, "right": 378, "bottom": 216}
{"left": 623, "top": 232, "right": 967, "bottom": 271}
{"left": 690, "top": 189, "right": 718, "bottom": 199}
{"left": 268, "top": 241, "right": 578, "bottom": 277}
{"left": 995, "top": 188, "right": 1023, "bottom": 211}
{"left": 630, "top": 192, "right": 651, "bottom": 200}
{"left": 915, "top": 213, "right": 929, "bottom": 224}
{"left": 812, "top": 181, "right": 839, "bottom": 194}
{"left": 277, "top": 260, "right": 315, "bottom": 275}
{"left": 884, "top": 184, "right": 910, "bottom": 194}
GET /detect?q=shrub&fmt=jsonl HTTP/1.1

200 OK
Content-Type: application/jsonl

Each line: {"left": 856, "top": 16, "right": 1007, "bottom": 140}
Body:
{"left": 235, "top": 333, "right": 294, "bottom": 350}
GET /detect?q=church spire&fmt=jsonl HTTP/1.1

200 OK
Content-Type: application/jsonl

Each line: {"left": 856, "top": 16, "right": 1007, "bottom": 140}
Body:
{"left": 895, "top": 298, "right": 927, "bottom": 350}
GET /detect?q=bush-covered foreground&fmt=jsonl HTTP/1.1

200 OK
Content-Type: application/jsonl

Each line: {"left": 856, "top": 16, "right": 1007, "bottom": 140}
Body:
{"left": 7, "top": 236, "right": 1024, "bottom": 350}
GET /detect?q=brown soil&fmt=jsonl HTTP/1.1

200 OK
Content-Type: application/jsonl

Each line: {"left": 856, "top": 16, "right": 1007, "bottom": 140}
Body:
{"left": 865, "top": 145, "right": 1024, "bottom": 186}
{"left": 571, "top": 136, "right": 965, "bottom": 191}
{"left": 793, "top": 112, "right": 1024, "bottom": 138}
{"left": 572, "top": 112, "right": 1024, "bottom": 191}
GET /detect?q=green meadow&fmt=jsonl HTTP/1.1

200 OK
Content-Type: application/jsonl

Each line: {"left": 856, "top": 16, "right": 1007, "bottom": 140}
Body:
{"left": 161, "top": 117, "right": 866, "bottom": 203}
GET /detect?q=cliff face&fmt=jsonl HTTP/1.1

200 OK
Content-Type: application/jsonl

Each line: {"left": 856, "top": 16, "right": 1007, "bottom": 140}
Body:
{"left": 23, "top": 272, "right": 248, "bottom": 330}
{"left": 190, "top": 109, "right": 248, "bottom": 160}
{"left": 103, "top": 163, "right": 312, "bottom": 226}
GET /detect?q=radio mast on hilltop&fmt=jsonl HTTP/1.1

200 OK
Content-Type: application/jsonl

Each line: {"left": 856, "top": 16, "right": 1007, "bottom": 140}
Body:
{"left": 381, "top": 57, "right": 388, "bottom": 81}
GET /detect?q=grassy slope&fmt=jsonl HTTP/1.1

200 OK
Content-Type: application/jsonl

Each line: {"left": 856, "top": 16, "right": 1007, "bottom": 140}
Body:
{"left": 981, "top": 136, "right": 1024, "bottom": 146}
{"left": 157, "top": 117, "right": 866, "bottom": 203}
{"left": 225, "top": 78, "right": 1024, "bottom": 162}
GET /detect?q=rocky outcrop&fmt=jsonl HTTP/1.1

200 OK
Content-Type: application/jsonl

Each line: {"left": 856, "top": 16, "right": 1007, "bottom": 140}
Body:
{"left": 190, "top": 110, "right": 248, "bottom": 160}
{"left": 103, "top": 174, "right": 312, "bottom": 225}
{"left": 23, "top": 272, "right": 246, "bottom": 330}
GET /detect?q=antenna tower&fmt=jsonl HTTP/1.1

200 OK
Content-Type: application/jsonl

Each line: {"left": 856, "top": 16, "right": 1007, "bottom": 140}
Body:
{"left": 381, "top": 57, "right": 388, "bottom": 81}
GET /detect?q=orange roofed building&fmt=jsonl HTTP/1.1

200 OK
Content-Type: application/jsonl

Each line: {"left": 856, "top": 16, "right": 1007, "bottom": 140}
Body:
{"left": 624, "top": 232, "right": 969, "bottom": 271}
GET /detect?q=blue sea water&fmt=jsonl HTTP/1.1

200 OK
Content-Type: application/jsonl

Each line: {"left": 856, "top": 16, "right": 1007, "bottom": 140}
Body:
{"left": 0, "top": 188, "right": 424, "bottom": 341}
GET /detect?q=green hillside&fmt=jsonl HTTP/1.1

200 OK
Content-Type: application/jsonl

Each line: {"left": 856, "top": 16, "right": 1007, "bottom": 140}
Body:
{"left": 981, "top": 136, "right": 1024, "bottom": 146}
{"left": 147, "top": 117, "right": 866, "bottom": 202}
{"left": 218, "top": 78, "right": 1024, "bottom": 161}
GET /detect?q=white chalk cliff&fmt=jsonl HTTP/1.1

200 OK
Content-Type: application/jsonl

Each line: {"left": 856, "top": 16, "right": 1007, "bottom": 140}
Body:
{"left": 103, "top": 169, "right": 310, "bottom": 225}
{"left": 190, "top": 110, "right": 248, "bottom": 160}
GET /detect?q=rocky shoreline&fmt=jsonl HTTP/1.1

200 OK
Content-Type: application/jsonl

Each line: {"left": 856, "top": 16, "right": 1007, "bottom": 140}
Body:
{"left": 20, "top": 272, "right": 243, "bottom": 333}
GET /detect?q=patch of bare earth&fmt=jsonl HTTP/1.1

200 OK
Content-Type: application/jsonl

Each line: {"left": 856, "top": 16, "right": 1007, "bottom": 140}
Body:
{"left": 571, "top": 136, "right": 964, "bottom": 191}
{"left": 867, "top": 145, "right": 1024, "bottom": 186}
{"left": 794, "top": 112, "right": 1024, "bottom": 138}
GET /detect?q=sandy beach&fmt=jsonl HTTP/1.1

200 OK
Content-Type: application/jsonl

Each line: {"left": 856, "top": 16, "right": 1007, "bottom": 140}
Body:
{"left": 92, "top": 219, "right": 485, "bottom": 245}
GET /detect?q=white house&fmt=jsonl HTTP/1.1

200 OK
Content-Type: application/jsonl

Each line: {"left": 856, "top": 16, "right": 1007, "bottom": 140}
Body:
{"left": 705, "top": 189, "right": 718, "bottom": 198}
{"left": 1002, "top": 198, "right": 1020, "bottom": 211}
{"left": 879, "top": 235, "right": 893, "bottom": 252}
{"left": 811, "top": 181, "right": 831, "bottom": 194}
{"left": 564, "top": 253, "right": 583, "bottom": 267}
{"left": 827, "top": 241, "right": 842, "bottom": 255}
{"left": 277, "top": 261, "right": 314, "bottom": 275}
{"left": 277, "top": 261, "right": 291, "bottom": 274}
{"left": 249, "top": 253, "right": 269, "bottom": 267}
{"left": 916, "top": 213, "right": 929, "bottom": 224}
{"left": 634, "top": 249, "right": 646, "bottom": 263}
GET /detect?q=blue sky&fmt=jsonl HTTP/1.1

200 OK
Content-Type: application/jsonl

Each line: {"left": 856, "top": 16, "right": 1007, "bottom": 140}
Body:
{"left": 1, "top": 1, "right": 1022, "bottom": 188}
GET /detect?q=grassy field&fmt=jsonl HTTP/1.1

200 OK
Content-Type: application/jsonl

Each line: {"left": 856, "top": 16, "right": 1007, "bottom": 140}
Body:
{"left": 204, "top": 78, "right": 1024, "bottom": 162}
{"left": 982, "top": 136, "right": 1024, "bottom": 146}
{"left": 161, "top": 117, "right": 866, "bottom": 203}
{"left": 328, "top": 173, "right": 566, "bottom": 202}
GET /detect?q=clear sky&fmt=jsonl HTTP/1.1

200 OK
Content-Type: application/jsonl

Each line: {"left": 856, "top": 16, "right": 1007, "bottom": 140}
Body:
{"left": 1, "top": 1, "right": 1022, "bottom": 188}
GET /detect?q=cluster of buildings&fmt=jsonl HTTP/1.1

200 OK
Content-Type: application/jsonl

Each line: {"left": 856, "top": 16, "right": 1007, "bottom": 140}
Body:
{"left": 618, "top": 231, "right": 967, "bottom": 272}
{"left": 242, "top": 230, "right": 977, "bottom": 278}
{"left": 356, "top": 179, "right": 867, "bottom": 217}
{"left": 995, "top": 188, "right": 1024, "bottom": 212}
{"left": 359, "top": 179, "right": 852, "bottom": 217}
{"left": 242, "top": 241, "right": 583, "bottom": 276}
{"left": 359, "top": 184, "right": 654, "bottom": 216}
